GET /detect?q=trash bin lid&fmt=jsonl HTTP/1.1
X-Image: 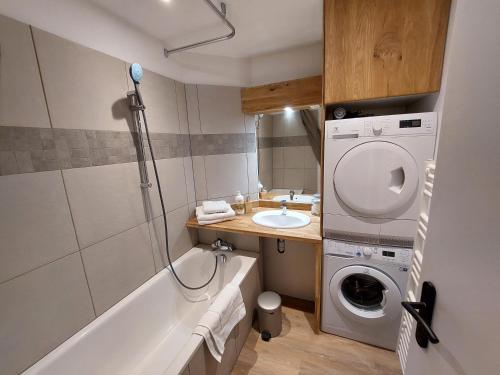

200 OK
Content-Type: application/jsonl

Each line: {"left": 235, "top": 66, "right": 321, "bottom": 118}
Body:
{"left": 258, "top": 291, "right": 281, "bottom": 312}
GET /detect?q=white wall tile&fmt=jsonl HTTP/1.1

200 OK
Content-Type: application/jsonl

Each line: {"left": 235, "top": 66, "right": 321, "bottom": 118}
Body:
{"left": 192, "top": 156, "right": 208, "bottom": 201}
{"left": 258, "top": 148, "right": 273, "bottom": 173}
{"left": 0, "top": 253, "right": 95, "bottom": 375}
{"left": 283, "top": 168, "right": 304, "bottom": 190}
{"left": 183, "top": 157, "right": 196, "bottom": 204}
{"left": 63, "top": 163, "right": 147, "bottom": 248}
{"left": 146, "top": 158, "right": 188, "bottom": 218}
{"left": 246, "top": 153, "right": 259, "bottom": 194}
{"left": 272, "top": 147, "right": 284, "bottom": 169}
{"left": 0, "top": 15, "right": 50, "bottom": 128}
{"left": 197, "top": 85, "right": 245, "bottom": 134}
{"left": 139, "top": 70, "right": 180, "bottom": 134}
{"left": 81, "top": 223, "right": 155, "bottom": 315}
{"left": 33, "top": 29, "right": 131, "bottom": 131}
{"left": 0, "top": 171, "right": 78, "bottom": 283}
{"left": 149, "top": 205, "right": 195, "bottom": 271}
{"left": 262, "top": 238, "right": 315, "bottom": 301}
{"left": 204, "top": 153, "right": 249, "bottom": 198}
{"left": 273, "top": 168, "right": 284, "bottom": 188}
{"left": 304, "top": 168, "right": 319, "bottom": 194}
{"left": 244, "top": 115, "right": 256, "bottom": 134}
{"left": 175, "top": 82, "right": 189, "bottom": 134}
{"left": 284, "top": 146, "right": 305, "bottom": 169}
{"left": 185, "top": 85, "right": 201, "bottom": 134}
{"left": 272, "top": 112, "right": 307, "bottom": 137}
{"left": 304, "top": 146, "right": 319, "bottom": 169}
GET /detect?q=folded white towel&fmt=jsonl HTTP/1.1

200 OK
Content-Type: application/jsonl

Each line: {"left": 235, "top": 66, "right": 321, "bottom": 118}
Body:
{"left": 197, "top": 217, "right": 237, "bottom": 226}
{"left": 196, "top": 206, "right": 235, "bottom": 224}
{"left": 202, "top": 200, "right": 230, "bottom": 214}
{"left": 193, "top": 282, "right": 246, "bottom": 362}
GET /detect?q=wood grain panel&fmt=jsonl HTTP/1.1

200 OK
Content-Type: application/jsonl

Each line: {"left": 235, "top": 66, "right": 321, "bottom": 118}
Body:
{"left": 186, "top": 207, "right": 321, "bottom": 244}
{"left": 241, "top": 75, "right": 322, "bottom": 114}
{"left": 324, "top": 0, "right": 451, "bottom": 104}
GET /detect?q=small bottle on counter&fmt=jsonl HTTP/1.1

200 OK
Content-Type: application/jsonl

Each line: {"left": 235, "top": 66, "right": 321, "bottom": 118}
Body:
{"left": 311, "top": 194, "right": 321, "bottom": 216}
{"left": 234, "top": 191, "right": 245, "bottom": 215}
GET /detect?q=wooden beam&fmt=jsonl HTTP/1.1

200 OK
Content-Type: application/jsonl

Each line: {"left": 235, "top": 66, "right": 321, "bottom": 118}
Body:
{"left": 241, "top": 75, "right": 322, "bottom": 114}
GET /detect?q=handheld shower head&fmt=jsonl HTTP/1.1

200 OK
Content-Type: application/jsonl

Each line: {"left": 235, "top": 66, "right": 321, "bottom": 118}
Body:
{"left": 129, "top": 63, "right": 143, "bottom": 84}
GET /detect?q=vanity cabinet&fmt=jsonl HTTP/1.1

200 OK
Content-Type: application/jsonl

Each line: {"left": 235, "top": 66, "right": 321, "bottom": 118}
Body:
{"left": 323, "top": 0, "right": 451, "bottom": 104}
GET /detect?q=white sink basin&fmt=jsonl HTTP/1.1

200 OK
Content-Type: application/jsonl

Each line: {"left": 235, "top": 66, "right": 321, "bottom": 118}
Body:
{"left": 252, "top": 210, "right": 311, "bottom": 229}
{"left": 272, "top": 194, "right": 314, "bottom": 204}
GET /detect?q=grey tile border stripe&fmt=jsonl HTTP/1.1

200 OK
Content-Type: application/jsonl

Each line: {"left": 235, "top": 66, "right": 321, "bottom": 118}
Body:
{"left": 190, "top": 133, "right": 256, "bottom": 156}
{"left": 0, "top": 126, "right": 190, "bottom": 176}
{"left": 0, "top": 127, "right": 257, "bottom": 175}
{"left": 258, "top": 136, "right": 311, "bottom": 148}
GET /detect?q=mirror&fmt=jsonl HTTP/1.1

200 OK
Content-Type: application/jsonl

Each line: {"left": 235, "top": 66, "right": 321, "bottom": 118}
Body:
{"left": 256, "top": 108, "right": 321, "bottom": 205}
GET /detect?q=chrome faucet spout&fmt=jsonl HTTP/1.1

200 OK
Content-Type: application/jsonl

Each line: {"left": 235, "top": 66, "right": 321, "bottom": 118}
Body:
{"left": 289, "top": 190, "right": 295, "bottom": 201}
{"left": 280, "top": 200, "right": 287, "bottom": 215}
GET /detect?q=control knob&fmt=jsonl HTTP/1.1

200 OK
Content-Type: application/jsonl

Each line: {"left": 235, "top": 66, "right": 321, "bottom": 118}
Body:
{"left": 363, "top": 248, "right": 373, "bottom": 257}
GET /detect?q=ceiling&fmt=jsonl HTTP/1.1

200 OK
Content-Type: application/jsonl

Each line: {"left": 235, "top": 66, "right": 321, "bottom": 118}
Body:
{"left": 88, "top": 0, "right": 323, "bottom": 58}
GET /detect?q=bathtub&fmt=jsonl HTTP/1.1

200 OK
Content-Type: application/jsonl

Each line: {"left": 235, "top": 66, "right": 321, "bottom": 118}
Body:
{"left": 23, "top": 245, "right": 260, "bottom": 375}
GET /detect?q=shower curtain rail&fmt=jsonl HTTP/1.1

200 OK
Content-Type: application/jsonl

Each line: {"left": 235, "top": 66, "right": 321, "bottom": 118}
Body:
{"left": 163, "top": 0, "right": 235, "bottom": 57}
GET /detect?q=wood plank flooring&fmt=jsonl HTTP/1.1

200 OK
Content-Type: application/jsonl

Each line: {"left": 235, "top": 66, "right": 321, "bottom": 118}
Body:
{"left": 232, "top": 307, "right": 402, "bottom": 375}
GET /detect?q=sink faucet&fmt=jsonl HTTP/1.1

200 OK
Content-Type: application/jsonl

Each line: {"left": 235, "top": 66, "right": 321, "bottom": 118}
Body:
{"left": 280, "top": 199, "right": 287, "bottom": 215}
{"left": 289, "top": 190, "right": 295, "bottom": 201}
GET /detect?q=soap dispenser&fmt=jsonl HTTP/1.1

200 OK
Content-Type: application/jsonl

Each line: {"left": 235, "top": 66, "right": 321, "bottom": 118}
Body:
{"left": 234, "top": 191, "right": 245, "bottom": 215}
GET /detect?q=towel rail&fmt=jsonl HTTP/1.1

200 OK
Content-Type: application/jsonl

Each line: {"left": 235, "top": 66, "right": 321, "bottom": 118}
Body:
{"left": 164, "top": 0, "right": 235, "bottom": 57}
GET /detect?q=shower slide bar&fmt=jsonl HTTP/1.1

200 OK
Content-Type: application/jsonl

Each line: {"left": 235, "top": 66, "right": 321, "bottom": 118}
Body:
{"left": 163, "top": 0, "right": 235, "bottom": 57}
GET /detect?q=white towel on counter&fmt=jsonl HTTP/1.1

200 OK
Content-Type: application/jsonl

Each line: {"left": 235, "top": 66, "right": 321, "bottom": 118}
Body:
{"left": 197, "top": 217, "right": 236, "bottom": 226}
{"left": 193, "top": 282, "right": 246, "bottom": 362}
{"left": 202, "top": 200, "right": 230, "bottom": 214}
{"left": 196, "top": 206, "right": 235, "bottom": 225}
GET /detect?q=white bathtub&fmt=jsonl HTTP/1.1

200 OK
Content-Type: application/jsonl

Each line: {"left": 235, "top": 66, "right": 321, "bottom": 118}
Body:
{"left": 23, "top": 246, "right": 258, "bottom": 375}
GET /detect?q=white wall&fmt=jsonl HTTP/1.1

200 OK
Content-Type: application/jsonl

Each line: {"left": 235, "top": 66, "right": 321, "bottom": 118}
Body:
{"left": 0, "top": 0, "right": 322, "bottom": 87}
{"left": 405, "top": 0, "right": 500, "bottom": 373}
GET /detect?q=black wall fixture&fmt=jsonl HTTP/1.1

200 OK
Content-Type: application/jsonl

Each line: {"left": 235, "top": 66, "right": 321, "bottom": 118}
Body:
{"left": 402, "top": 281, "right": 439, "bottom": 348}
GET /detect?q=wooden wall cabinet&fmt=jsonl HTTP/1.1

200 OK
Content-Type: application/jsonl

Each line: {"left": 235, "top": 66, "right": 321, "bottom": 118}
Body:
{"left": 324, "top": 0, "right": 451, "bottom": 104}
{"left": 241, "top": 75, "right": 322, "bottom": 114}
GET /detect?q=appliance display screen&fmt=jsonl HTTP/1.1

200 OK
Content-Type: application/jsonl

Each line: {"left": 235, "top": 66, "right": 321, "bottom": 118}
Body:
{"left": 400, "top": 119, "right": 422, "bottom": 128}
{"left": 382, "top": 250, "right": 395, "bottom": 258}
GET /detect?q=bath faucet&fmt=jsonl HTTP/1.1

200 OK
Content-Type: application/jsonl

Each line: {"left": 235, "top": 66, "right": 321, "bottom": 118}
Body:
{"left": 211, "top": 238, "right": 234, "bottom": 264}
{"left": 280, "top": 200, "right": 287, "bottom": 215}
{"left": 211, "top": 238, "right": 234, "bottom": 252}
{"left": 289, "top": 190, "right": 295, "bottom": 201}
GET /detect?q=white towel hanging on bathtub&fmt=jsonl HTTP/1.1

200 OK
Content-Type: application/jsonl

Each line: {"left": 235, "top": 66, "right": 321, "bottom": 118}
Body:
{"left": 193, "top": 282, "right": 246, "bottom": 362}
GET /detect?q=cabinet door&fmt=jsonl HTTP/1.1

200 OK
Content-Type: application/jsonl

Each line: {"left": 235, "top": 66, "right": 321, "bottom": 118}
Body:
{"left": 324, "top": 0, "right": 451, "bottom": 104}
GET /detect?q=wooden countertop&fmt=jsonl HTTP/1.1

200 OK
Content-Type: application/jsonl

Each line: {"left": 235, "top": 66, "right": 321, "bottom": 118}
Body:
{"left": 186, "top": 207, "right": 321, "bottom": 244}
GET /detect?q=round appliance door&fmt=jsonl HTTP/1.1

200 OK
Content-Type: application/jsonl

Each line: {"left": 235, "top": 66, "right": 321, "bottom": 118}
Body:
{"left": 329, "top": 265, "right": 401, "bottom": 324}
{"left": 334, "top": 141, "right": 419, "bottom": 216}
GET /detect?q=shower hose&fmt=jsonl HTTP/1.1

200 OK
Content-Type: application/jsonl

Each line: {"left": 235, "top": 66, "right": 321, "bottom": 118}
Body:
{"left": 130, "top": 67, "right": 217, "bottom": 290}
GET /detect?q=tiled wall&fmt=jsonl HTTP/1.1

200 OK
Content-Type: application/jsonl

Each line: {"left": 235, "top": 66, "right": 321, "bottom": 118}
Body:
{"left": 257, "top": 111, "right": 320, "bottom": 193}
{"left": 186, "top": 84, "right": 259, "bottom": 204}
{"left": 0, "top": 14, "right": 256, "bottom": 374}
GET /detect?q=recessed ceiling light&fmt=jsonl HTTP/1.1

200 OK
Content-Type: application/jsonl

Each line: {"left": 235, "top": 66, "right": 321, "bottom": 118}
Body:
{"left": 284, "top": 107, "right": 294, "bottom": 113}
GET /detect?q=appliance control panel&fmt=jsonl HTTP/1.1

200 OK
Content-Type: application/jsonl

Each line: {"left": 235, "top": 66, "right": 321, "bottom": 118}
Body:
{"left": 323, "top": 239, "right": 412, "bottom": 267}
{"left": 326, "top": 112, "right": 437, "bottom": 139}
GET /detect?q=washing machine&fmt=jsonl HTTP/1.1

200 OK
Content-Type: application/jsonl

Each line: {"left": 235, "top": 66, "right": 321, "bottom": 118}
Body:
{"left": 321, "top": 239, "right": 411, "bottom": 350}
{"left": 323, "top": 112, "right": 437, "bottom": 242}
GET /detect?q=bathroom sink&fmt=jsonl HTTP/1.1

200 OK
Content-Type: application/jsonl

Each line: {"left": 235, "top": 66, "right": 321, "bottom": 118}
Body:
{"left": 272, "top": 194, "right": 314, "bottom": 204}
{"left": 252, "top": 210, "right": 311, "bottom": 229}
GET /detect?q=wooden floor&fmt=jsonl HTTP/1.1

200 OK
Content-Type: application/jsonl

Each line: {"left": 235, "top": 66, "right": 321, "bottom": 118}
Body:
{"left": 232, "top": 307, "right": 402, "bottom": 375}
